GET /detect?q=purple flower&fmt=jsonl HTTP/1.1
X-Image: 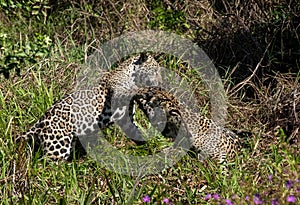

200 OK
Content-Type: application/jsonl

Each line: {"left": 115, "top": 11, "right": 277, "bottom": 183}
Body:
{"left": 286, "top": 180, "right": 293, "bottom": 189}
{"left": 205, "top": 194, "right": 212, "bottom": 200}
{"left": 271, "top": 198, "right": 279, "bottom": 205}
{"left": 268, "top": 174, "right": 273, "bottom": 181}
{"left": 287, "top": 195, "right": 296, "bottom": 203}
{"left": 296, "top": 187, "right": 300, "bottom": 192}
{"left": 213, "top": 193, "right": 220, "bottom": 200}
{"left": 245, "top": 196, "right": 249, "bottom": 201}
{"left": 143, "top": 195, "right": 150, "bottom": 203}
{"left": 163, "top": 198, "right": 170, "bottom": 204}
{"left": 254, "top": 194, "right": 263, "bottom": 204}
{"left": 225, "top": 199, "right": 233, "bottom": 205}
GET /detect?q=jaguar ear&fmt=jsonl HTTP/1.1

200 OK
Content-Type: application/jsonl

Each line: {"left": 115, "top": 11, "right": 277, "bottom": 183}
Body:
{"left": 133, "top": 53, "right": 148, "bottom": 65}
{"left": 139, "top": 52, "right": 148, "bottom": 63}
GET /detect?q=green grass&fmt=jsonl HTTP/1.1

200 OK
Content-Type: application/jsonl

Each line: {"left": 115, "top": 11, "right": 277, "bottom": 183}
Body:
{"left": 1, "top": 40, "right": 299, "bottom": 204}
{"left": 1, "top": 1, "right": 299, "bottom": 204}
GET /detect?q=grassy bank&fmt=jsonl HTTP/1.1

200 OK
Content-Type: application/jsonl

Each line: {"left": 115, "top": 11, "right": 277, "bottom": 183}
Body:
{"left": 0, "top": 0, "right": 299, "bottom": 204}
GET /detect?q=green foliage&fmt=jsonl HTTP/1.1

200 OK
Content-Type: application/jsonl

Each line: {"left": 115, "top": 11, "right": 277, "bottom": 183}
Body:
{"left": 0, "top": 0, "right": 299, "bottom": 204}
{"left": 149, "top": 4, "right": 189, "bottom": 34}
{"left": 0, "top": 0, "right": 50, "bottom": 18}
{"left": 270, "top": 3, "right": 289, "bottom": 24}
{"left": 0, "top": 31, "right": 52, "bottom": 78}
{"left": 267, "top": 1, "right": 299, "bottom": 71}
{"left": 0, "top": 0, "right": 53, "bottom": 78}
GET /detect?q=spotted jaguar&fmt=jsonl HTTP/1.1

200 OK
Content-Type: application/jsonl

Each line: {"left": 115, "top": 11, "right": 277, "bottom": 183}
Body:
{"left": 127, "top": 87, "right": 242, "bottom": 162}
{"left": 18, "top": 53, "right": 162, "bottom": 160}
{"left": 19, "top": 53, "right": 241, "bottom": 163}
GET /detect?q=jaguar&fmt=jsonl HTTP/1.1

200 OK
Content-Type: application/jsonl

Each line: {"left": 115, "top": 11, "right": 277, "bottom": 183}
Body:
{"left": 127, "top": 86, "right": 242, "bottom": 163}
{"left": 18, "top": 53, "right": 162, "bottom": 160}
{"left": 19, "top": 53, "right": 241, "bottom": 163}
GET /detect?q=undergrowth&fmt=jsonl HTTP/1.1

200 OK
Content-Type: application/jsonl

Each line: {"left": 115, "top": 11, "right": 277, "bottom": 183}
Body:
{"left": 0, "top": 0, "right": 299, "bottom": 204}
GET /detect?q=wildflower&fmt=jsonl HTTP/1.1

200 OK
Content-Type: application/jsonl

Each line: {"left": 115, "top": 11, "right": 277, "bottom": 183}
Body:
{"left": 205, "top": 194, "right": 212, "bottom": 200}
{"left": 245, "top": 196, "right": 249, "bottom": 201}
{"left": 163, "top": 198, "right": 170, "bottom": 204}
{"left": 254, "top": 194, "right": 263, "bottom": 205}
{"left": 286, "top": 180, "right": 293, "bottom": 189}
{"left": 143, "top": 195, "right": 150, "bottom": 203}
{"left": 268, "top": 174, "right": 273, "bottom": 181}
{"left": 271, "top": 198, "right": 279, "bottom": 205}
{"left": 213, "top": 193, "right": 220, "bottom": 200}
{"left": 225, "top": 199, "right": 233, "bottom": 205}
{"left": 287, "top": 195, "right": 296, "bottom": 203}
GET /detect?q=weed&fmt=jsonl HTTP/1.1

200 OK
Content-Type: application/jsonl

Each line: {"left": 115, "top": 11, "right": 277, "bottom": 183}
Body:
{"left": 0, "top": 0, "right": 299, "bottom": 204}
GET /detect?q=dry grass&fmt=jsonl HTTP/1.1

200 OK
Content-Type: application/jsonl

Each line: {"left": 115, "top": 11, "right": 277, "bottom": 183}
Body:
{"left": 0, "top": 0, "right": 299, "bottom": 204}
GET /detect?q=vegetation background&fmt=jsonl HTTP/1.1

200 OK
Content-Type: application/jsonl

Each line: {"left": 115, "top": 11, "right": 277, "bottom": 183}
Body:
{"left": 0, "top": 0, "right": 299, "bottom": 204}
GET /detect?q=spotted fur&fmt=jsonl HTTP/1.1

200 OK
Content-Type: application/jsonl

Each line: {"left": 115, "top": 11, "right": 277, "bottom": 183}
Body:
{"left": 19, "top": 54, "right": 161, "bottom": 160}
{"left": 129, "top": 87, "right": 241, "bottom": 162}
